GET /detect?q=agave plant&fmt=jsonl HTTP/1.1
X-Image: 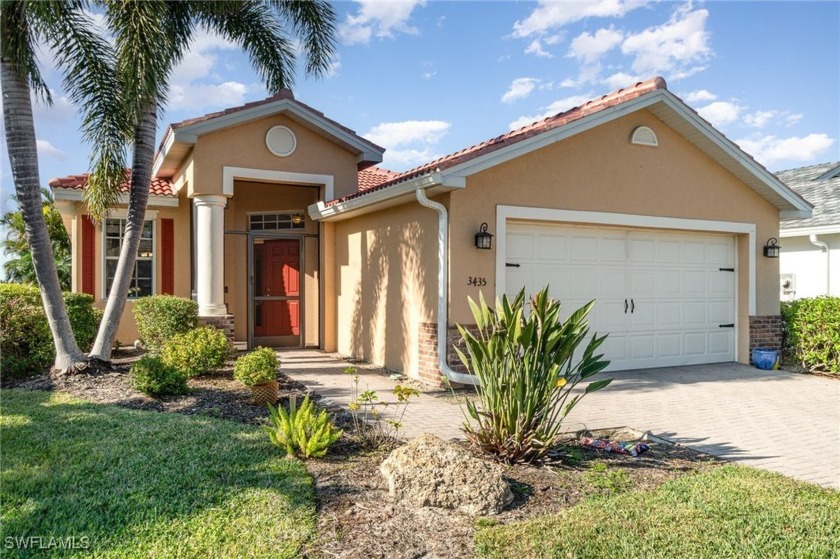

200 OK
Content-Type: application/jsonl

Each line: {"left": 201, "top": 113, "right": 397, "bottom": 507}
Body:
{"left": 454, "top": 287, "right": 612, "bottom": 463}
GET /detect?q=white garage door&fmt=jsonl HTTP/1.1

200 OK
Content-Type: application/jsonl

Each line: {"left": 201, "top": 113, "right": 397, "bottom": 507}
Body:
{"left": 505, "top": 222, "right": 736, "bottom": 371}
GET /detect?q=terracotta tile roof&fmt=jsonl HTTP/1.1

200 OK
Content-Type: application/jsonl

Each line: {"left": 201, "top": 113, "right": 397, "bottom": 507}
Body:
{"left": 337, "top": 77, "right": 668, "bottom": 206}
{"left": 48, "top": 170, "right": 176, "bottom": 197}
{"left": 358, "top": 167, "right": 401, "bottom": 192}
{"left": 161, "top": 87, "right": 384, "bottom": 154}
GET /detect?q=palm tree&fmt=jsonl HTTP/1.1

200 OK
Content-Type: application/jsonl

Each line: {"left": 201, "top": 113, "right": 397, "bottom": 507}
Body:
{"left": 1, "top": 0, "right": 129, "bottom": 373}
{"left": 88, "top": 0, "right": 337, "bottom": 360}
{"left": 1, "top": 189, "right": 72, "bottom": 290}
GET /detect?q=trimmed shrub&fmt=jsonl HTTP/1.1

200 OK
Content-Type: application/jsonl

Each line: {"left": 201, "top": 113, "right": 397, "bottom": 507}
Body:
{"left": 265, "top": 395, "right": 342, "bottom": 459}
{"left": 160, "top": 326, "right": 232, "bottom": 378}
{"left": 781, "top": 297, "right": 840, "bottom": 373}
{"left": 234, "top": 347, "right": 279, "bottom": 386}
{"left": 0, "top": 283, "right": 100, "bottom": 379}
{"left": 130, "top": 355, "right": 189, "bottom": 396}
{"left": 132, "top": 295, "right": 198, "bottom": 353}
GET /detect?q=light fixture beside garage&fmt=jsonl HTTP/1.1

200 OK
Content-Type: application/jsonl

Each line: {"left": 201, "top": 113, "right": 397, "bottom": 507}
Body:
{"left": 763, "top": 238, "right": 781, "bottom": 258}
{"left": 630, "top": 125, "right": 658, "bottom": 147}
{"left": 475, "top": 222, "right": 493, "bottom": 249}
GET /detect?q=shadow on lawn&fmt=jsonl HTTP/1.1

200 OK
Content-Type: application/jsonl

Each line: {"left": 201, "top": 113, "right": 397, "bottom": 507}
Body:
{"left": 0, "top": 389, "right": 314, "bottom": 557}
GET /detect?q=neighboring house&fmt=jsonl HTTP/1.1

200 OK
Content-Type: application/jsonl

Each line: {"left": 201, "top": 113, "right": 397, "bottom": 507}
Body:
{"left": 50, "top": 77, "right": 812, "bottom": 384}
{"left": 777, "top": 162, "right": 840, "bottom": 300}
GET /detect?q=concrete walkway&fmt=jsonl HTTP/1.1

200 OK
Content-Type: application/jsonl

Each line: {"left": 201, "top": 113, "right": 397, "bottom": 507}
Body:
{"left": 278, "top": 350, "right": 840, "bottom": 489}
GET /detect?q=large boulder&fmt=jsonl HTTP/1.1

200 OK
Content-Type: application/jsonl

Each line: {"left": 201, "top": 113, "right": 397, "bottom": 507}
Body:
{"left": 380, "top": 433, "right": 513, "bottom": 516}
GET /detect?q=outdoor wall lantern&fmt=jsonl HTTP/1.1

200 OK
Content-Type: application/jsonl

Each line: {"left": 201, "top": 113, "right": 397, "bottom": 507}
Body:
{"left": 763, "top": 238, "right": 781, "bottom": 258}
{"left": 475, "top": 222, "right": 494, "bottom": 250}
{"left": 291, "top": 213, "right": 305, "bottom": 225}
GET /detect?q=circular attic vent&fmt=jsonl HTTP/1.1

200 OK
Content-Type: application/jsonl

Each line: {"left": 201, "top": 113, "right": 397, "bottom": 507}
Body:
{"left": 265, "top": 126, "right": 297, "bottom": 157}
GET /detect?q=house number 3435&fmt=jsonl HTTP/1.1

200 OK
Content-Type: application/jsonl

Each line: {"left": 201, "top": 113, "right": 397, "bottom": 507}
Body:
{"left": 467, "top": 277, "right": 487, "bottom": 287}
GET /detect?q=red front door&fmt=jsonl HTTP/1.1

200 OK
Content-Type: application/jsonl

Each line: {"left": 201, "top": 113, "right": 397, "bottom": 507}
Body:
{"left": 254, "top": 239, "right": 300, "bottom": 339}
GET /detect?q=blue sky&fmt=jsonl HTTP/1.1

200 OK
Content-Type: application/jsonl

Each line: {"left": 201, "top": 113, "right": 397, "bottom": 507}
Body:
{"left": 2, "top": 0, "right": 839, "bottom": 212}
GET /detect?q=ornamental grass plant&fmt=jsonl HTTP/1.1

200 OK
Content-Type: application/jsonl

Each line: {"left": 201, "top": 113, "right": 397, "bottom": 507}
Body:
{"left": 454, "top": 287, "right": 611, "bottom": 463}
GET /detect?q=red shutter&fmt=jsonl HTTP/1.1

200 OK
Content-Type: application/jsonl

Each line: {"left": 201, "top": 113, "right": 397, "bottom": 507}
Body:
{"left": 161, "top": 218, "right": 174, "bottom": 294}
{"left": 81, "top": 216, "right": 95, "bottom": 295}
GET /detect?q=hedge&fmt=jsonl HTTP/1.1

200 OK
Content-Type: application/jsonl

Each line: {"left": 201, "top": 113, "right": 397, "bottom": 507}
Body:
{"left": 781, "top": 296, "right": 840, "bottom": 374}
{"left": 132, "top": 295, "right": 198, "bottom": 353}
{"left": 0, "top": 283, "right": 101, "bottom": 379}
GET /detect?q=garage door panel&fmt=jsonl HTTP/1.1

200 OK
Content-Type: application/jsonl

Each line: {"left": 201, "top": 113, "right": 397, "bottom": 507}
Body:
{"left": 658, "top": 333, "right": 682, "bottom": 357}
{"left": 570, "top": 235, "right": 599, "bottom": 260}
{"left": 535, "top": 234, "right": 567, "bottom": 260}
{"left": 505, "top": 222, "right": 735, "bottom": 371}
{"left": 709, "top": 331, "right": 733, "bottom": 355}
{"left": 507, "top": 232, "right": 534, "bottom": 260}
{"left": 599, "top": 269, "right": 627, "bottom": 297}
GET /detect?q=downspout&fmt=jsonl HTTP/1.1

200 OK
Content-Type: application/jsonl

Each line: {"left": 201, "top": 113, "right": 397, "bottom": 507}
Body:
{"left": 809, "top": 234, "right": 831, "bottom": 295}
{"left": 415, "top": 188, "right": 480, "bottom": 385}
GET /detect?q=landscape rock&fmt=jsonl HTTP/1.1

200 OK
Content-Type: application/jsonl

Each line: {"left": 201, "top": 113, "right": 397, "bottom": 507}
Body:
{"left": 380, "top": 433, "right": 514, "bottom": 515}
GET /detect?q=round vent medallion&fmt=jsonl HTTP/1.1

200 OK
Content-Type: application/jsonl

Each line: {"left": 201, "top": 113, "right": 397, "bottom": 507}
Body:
{"left": 265, "top": 126, "right": 297, "bottom": 157}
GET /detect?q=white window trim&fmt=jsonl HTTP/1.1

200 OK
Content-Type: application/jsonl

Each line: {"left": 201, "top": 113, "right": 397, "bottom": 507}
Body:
{"left": 101, "top": 217, "right": 157, "bottom": 301}
{"left": 495, "top": 205, "right": 757, "bottom": 316}
{"left": 222, "top": 166, "right": 334, "bottom": 201}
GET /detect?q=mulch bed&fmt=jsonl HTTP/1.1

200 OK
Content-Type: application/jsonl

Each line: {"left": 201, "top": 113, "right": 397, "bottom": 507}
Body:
{"left": 3, "top": 349, "right": 723, "bottom": 559}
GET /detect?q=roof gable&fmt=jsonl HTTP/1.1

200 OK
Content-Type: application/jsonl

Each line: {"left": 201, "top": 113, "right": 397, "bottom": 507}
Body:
{"left": 320, "top": 77, "right": 811, "bottom": 221}
{"left": 154, "top": 89, "right": 384, "bottom": 178}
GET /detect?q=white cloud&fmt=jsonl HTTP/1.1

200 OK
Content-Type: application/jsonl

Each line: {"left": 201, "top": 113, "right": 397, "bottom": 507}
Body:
{"left": 568, "top": 27, "right": 624, "bottom": 63}
{"left": 364, "top": 119, "right": 451, "bottom": 170}
{"left": 561, "top": 64, "right": 604, "bottom": 88}
{"left": 743, "top": 109, "right": 803, "bottom": 129}
{"left": 30, "top": 90, "right": 75, "bottom": 125}
{"left": 36, "top": 140, "right": 66, "bottom": 161}
{"left": 168, "top": 81, "right": 248, "bottom": 111}
{"left": 621, "top": 6, "right": 711, "bottom": 80}
{"left": 363, "top": 120, "right": 450, "bottom": 147}
{"left": 524, "top": 39, "right": 554, "bottom": 58}
{"left": 339, "top": 0, "right": 427, "bottom": 45}
{"left": 513, "top": 0, "right": 647, "bottom": 38}
{"left": 736, "top": 133, "right": 835, "bottom": 166}
{"left": 325, "top": 55, "right": 342, "bottom": 79}
{"left": 502, "top": 78, "right": 540, "bottom": 103}
{"left": 601, "top": 71, "right": 642, "bottom": 90}
{"left": 508, "top": 94, "right": 594, "bottom": 130}
{"left": 683, "top": 89, "right": 717, "bottom": 104}
{"left": 696, "top": 101, "right": 744, "bottom": 127}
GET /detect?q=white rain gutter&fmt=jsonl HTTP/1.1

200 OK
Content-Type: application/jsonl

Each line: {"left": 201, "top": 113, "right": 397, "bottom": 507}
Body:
{"left": 809, "top": 234, "right": 831, "bottom": 295}
{"left": 415, "top": 187, "right": 479, "bottom": 386}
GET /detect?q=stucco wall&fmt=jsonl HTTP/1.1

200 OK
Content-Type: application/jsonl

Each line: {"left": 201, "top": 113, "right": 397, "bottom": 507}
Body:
{"left": 224, "top": 181, "right": 320, "bottom": 344}
{"left": 780, "top": 233, "right": 840, "bottom": 299}
{"left": 334, "top": 201, "right": 441, "bottom": 377}
{"left": 189, "top": 114, "right": 360, "bottom": 199}
{"left": 448, "top": 109, "right": 781, "bottom": 364}
{"left": 63, "top": 199, "right": 190, "bottom": 345}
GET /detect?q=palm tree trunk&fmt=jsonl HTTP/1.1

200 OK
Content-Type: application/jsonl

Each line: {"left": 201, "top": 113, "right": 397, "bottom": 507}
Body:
{"left": 89, "top": 103, "right": 157, "bottom": 361}
{"left": 1, "top": 57, "right": 87, "bottom": 372}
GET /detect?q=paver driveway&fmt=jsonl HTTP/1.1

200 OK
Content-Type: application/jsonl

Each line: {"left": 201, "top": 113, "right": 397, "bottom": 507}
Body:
{"left": 280, "top": 350, "right": 840, "bottom": 489}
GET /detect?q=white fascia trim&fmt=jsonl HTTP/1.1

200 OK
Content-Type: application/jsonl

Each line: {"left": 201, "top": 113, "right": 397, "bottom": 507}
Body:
{"left": 52, "top": 189, "right": 179, "bottom": 207}
{"left": 307, "top": 173, "right": 465, "bottom": 222}
{"left": 221, "top": 166, "right": 334, "bottom": 200}
{"left": 779, "top": 224, "right": 840, "bottom": 238}
{"left": 175, "top": 100, "right": 383, "bottom": 162}
{"left": 655, "top": 91, "right": 813, "bottom": 217}
{"left": 152, "top": 128, "right": 177, "bottom": 175}
{"left": 495, "top": 205, "right": 757, "bottom": 315}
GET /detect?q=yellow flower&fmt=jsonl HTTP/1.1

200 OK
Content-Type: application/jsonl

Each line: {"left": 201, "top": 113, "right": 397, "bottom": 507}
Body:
{"left": 556, "top": 378, "right": 567, "bottom": 388}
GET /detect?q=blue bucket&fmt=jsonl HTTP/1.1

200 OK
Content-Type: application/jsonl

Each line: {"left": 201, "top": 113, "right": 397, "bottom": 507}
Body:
{"left": 752, "top": 349, "right": 779, "bottom": 370}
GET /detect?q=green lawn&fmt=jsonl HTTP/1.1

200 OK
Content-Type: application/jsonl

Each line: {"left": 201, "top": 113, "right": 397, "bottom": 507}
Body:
{"left": 0, "top": 389, "right": 315, "bottom": 558}
{"left": 476, "top": 464, "right": 840, "bottom": 559}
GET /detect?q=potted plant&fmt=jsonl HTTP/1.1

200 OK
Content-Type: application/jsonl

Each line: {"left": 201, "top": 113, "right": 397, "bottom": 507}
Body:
{"left": 234, "top": 347, "right": 280, "bottom": 405}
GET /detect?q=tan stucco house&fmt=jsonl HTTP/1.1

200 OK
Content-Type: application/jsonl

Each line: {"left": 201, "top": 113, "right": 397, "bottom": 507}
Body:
{"left": 50, "top": 77, "right": 812, "bottom": 384}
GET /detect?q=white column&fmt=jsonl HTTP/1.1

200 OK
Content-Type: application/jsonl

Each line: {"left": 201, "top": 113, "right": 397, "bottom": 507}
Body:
{"left": 193, "top": 194, "right": 228, "bottom": 316}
